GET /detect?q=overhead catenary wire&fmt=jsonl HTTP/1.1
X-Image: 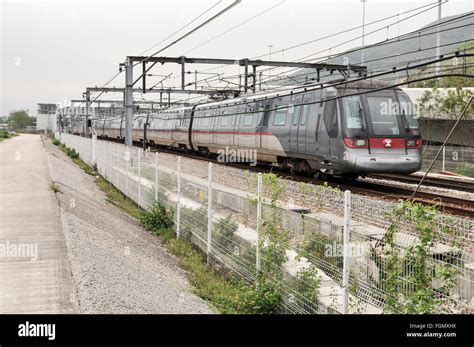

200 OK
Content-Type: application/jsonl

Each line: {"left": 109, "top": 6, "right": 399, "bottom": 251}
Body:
{"left": 81, "top": 3, "right": 472, "bottom": 116}
{"left": 88, "top": 0, "right": 242, "bottom": 104}
{"left": 200, "top": 14, "right": 474, "bottom": 90}
{"left": 178, "top": 0, "right": 455, "bottom": 90}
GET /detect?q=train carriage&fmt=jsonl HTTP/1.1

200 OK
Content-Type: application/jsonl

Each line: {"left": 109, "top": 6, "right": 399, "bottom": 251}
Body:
{"left": 92, "top": 80, "right": 422, "bottom": 177}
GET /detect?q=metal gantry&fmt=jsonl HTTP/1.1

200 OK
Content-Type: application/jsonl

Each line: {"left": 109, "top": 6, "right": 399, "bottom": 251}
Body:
{"left": 76, "top": 55, "right": 366, "bottom": 148}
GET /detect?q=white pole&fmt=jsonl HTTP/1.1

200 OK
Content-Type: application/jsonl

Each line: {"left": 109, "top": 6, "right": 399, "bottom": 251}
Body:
{"left": 436, "top": 0, "right": 442, "bottom": 76}
{"left": 155, "top": 151, "right": 159, "bottom": 201}
{"left": 116, "top": 144, "right": 120, "bottom": 188}
{"left": 442, "top": 145, "right": 446, "bottom": 172}
{"left": 176, "top": 156, "right": 181, "bottom": 237}
{"left": 256, "top": 173, "right": 262, "bottom": 276}
{"left": 361, "top": 0, "right": 367, "bottom": 65}
{"left": 207, "top": 162, "right": 213, "bottom": 264}
{"left": 108, "top": 143, "right": 112, "bottom": 180}
{"left": 125, "top": 149, "right": 129, "bottom": 197}
{"left": 92, "top": 134, "right": 97, "bottom": 165}
{"left": 138, "top": 149, "right": 142, "bottom": 207}
{"left": 342, "top": 190, "right": 351, "bottom": 314}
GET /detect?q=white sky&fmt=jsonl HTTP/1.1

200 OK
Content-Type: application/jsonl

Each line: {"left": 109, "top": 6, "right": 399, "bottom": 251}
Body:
{"left": 1, "top": 0, "right": 473, "bottom": 116}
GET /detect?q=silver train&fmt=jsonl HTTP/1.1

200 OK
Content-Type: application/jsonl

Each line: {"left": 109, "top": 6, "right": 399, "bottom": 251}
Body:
{"left": 78, "top": 80, "right": 422, "bottom": 177}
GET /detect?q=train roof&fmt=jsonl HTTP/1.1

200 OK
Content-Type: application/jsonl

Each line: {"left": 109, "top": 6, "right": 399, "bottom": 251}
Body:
{"left": 154, "top": 79, "right": 401, "bottom": 115}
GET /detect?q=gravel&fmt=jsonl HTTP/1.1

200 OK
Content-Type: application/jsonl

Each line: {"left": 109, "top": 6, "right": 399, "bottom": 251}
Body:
{"left": 45, "top": 141, "right": 214, "bottom": 314}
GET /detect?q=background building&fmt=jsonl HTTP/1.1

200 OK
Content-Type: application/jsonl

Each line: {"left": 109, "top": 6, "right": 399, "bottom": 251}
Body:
{"left": 36, "top": 103, "right": 59, "bottom": 132}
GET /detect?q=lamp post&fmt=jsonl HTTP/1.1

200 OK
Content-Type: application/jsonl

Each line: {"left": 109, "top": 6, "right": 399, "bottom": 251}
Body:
{"left": 361, "top": 0, "right": 367, "bottom": 65}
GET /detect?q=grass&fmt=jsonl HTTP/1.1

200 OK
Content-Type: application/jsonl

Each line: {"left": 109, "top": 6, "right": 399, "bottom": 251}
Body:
{"left": 50, "top": 137, "right": 281, "bottom": 314}
{"left": 457, "top": 163, "right": 474, "bottom": 178}
{"left": 96, "top": 175, "right": 142, "bottom": 219}
{"left": 0, "top": 130, "right": 17, "bottom": 142}
{"left": 49, "top": 182, "right": 61, "bottom": 193}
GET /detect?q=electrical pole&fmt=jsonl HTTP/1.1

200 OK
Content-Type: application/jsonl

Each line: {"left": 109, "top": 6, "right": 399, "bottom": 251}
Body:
{"left": 435, "top": 0, "right": 443, "bottom": 76}
{"left": 268, "top": 45, "right": 273, "bottom": 81}
{"left": 361, "top": 0, "right": 367, "bottom": 65}
{"left": 85, "top": 91, "right": 90, "bottom": 137}
{"left": 124, "top": 57, "right": 133, "bottom": 149}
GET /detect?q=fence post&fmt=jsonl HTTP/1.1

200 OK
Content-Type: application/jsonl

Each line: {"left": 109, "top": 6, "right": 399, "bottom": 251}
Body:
{"left": 155, "top": 151, "right": 159, "bottom": 201}
{"left": 116, "top": 144, "right": 120, "bottom": 188}
{"left": 256, "top": 173, "right": 262, "bottom": 277}
{"left": 108, "top": 143, "right": 112, "bottom": 180}
{"left": 176, "top": 156, "right": 181, "bottom": 237}
{"left": 207, "top": 162, "right": 213, "bottom": 264}
{"left": 92, "top": 134, "right": 97, "bottom": 165}
{"left": 342, "top": 190, "right": 351, "bottom": 314}
{"left": 125, "top": 148, "right": 130, "bottom": 197}
{"left": 138, "top": 149, "right": 142, "bottom": 207}
{"left": 442, "top": 145, "right": 446, "bottom": 172}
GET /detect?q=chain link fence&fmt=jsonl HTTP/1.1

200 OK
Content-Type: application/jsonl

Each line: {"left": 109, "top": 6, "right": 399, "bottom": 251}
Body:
{"left": 56, "top": 133, "right": 473, "bottom": 314}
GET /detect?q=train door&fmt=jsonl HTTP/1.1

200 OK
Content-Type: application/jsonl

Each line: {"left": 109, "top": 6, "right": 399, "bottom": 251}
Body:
{"left": 257, "top": 102, "right": 271, "bottom": 149}
{"left": 319, "top": 93, "right": 330, "bottom": 160}
{"left": 365, "top": 91, "right": 406, "bottom": 155}
{"left": 289, "top": 97, "right": 302, "bottom": 153}
{"left": 239, "top": 105, "right": 258, "bottom": 149}
{"left": 327, "top": 98, "right": 340, "bottom": 160}
{"left": 298, "top": 93, "right": 312, "bottom": 153}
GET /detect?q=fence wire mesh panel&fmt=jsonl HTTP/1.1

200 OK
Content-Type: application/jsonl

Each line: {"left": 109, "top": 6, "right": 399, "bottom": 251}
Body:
{"left": 421, "top": 144, "right": 474, "bottom": 175}
{"left": 54, "top": 133, "right": 474, "bottom": 314}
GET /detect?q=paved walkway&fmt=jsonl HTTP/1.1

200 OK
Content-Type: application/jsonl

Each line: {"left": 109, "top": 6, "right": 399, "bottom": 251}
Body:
{"left": 0, "top": 134, "right": 77, "bottom": 313}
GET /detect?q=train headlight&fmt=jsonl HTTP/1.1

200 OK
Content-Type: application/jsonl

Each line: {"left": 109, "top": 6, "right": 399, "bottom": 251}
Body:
{"left": 343, "top": 138, "right": 367, "bottom": 148}
{"left": 406, "top": 139, "right": 422, "bottom": 148}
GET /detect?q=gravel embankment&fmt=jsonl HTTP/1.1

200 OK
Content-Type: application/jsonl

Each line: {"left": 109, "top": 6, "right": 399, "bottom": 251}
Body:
{"left": 45, "top": 140, "right": 213, "bottom": 314}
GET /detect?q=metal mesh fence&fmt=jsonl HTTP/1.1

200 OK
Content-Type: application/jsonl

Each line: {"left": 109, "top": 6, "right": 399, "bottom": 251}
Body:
{"left": 421, "top": 144, "right": 474, "bottom": 176}
{"left": 55, "top": 133, "right": 473, "bottom": 314}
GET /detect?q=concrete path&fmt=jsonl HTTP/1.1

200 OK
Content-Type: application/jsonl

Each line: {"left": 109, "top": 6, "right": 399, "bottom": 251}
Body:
{"left": 0, "top": 134, "right": 78, "bottom": 313}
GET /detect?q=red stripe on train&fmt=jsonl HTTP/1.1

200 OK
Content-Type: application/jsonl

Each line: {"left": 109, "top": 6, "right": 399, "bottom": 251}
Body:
{"left": 369, "top": 138, "right": 406, "bottom": 149}
{"left": 146, "top": 129, "right": 274, "bottom": 136}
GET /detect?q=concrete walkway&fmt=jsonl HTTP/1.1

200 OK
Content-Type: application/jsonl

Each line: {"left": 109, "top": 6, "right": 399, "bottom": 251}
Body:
{"left": 0, "top": 134, "right": 77, "bottom": 313}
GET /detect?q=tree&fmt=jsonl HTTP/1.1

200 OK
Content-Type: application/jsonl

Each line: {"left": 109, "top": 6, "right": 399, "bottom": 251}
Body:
{"left": 418, "top": 88, "right": 473, "bottom": 119}
{"left": 7, "top": 110, "right": 36, "bottom": 130}
{"left": 410, "top": 40, "right": 474, "bottom": 119}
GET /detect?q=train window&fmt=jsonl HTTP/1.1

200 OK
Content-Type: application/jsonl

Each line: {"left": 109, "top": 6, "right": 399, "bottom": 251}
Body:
{"left": 344, "top": 96, "right": 366, "bottom": 131}
{"left": 243, "top": 113, "right": 254, "bottom": 126}
{"left": 292, "top": 105, "right": 301, "bottom": 125}
{"left": 273, "top": 105, "right": 287, "bottom": 126}
{"left": 300, "top": 104, "right": 310, "bottom": 126}
{"left": 219, "top": 113, "right": 230, "bottom": 127}
{"left": 202, "top": 113, "right": 210, "bottom": 127}
{"left": 367, "top": 96, "right": 400, "bottom": 135}
{"left": 397, "top": 94, "right": 419, "bottom": 130}
{"left": 323, "top": 99, "right": 338, "bottom": 137}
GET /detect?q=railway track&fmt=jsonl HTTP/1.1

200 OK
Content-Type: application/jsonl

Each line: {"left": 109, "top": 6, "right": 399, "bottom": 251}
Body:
{"left": 368, "top": 173, "right": 474, "bottom": 194}
{"left": 106, "top": 136, "right": 474, "bottom": 218}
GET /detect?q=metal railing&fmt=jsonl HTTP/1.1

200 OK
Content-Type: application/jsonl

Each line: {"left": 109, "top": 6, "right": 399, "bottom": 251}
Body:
{"left": 55, "top": 132, "right": 474, "bottom": 314}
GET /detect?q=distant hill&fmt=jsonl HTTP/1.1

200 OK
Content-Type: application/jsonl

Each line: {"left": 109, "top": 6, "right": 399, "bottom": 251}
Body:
{"left": 280, "top": 11, "right": 473, "bottom": 85}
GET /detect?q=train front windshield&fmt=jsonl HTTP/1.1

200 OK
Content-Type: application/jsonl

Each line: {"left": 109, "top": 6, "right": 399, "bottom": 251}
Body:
{"left": 342, "top": 91, "right": 420, "bottom": 138}
{"left": 342, "top": 95, "right": 368, "bottom": 138}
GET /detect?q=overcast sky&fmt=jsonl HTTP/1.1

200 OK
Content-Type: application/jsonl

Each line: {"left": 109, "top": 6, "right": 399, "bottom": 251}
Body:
{"left": 1, "top": 0, "right": 473, "bottom": 116}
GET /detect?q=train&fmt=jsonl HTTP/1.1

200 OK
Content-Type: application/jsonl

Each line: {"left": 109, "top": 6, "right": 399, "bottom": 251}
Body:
{"left": 70, "top": 80, "right": 422, "bottom": 178}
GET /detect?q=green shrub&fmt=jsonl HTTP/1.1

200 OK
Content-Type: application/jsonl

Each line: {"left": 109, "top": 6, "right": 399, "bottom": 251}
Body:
{"left": 49, "top": 182, "right": 61, "bottom": 193}
{"left": 52, "top": 139, "right": 61, "bottom": 146}
{"left": 457, "top": 163, "right": 474, "bottom": 177}
{"left": 139, "top": 202, "right": 174, "bottom": 234}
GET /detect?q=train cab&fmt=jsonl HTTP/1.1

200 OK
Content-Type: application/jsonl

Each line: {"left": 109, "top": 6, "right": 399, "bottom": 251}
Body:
{"left": 336, "top": 84, "right": 422, "bottom": 175}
